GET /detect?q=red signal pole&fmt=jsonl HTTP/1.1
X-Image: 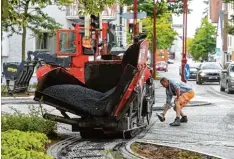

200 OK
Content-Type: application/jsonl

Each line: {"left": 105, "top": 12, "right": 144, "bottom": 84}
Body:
{"left": 181, "top": 0, "right": 188, "bottom": 82}
{"left": 133, "top": 0, "right": 138, "bottom": 38}
{"left": 152, "top": 0, "right": 157, "bottom": 79}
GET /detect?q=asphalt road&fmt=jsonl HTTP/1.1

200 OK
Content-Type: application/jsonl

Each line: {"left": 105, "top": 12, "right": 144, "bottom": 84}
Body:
{"left": 2, "top": 61, "right": 234, "bottom": 158}
{"left": 144, "top": 61, "right": 234, "bottom": 159}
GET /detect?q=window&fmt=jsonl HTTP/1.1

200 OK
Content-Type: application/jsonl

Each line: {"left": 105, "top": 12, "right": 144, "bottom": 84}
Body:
{"left": 201, "top": 63, "right": 222, "bottom": 70}
{"left": 59, "top": 32, "right": 76, "bottom": 54}
{"left": 228, "top": 36, "right": 233, "bottom": 47}
{"left": 230, "top": 65, "right": 234, "bottom": 72}
{"left": 36, "top": 33, "right": 49, "bottom": 50}
{"left": 230, "top": 37, "right": 232, "bottom": 47}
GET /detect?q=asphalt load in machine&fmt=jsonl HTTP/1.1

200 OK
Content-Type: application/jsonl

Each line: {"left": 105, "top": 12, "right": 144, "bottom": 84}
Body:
{"left": 43, "top": 84, "right": 116, "bottom": 115}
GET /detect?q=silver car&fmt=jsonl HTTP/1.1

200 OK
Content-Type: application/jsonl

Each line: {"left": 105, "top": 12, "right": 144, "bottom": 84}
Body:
{"left": 220, "top": 62, "right": 234, "bottom": 94}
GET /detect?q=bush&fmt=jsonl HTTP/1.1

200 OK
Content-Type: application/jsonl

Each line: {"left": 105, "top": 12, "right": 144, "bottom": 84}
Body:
{"left": 1, "top": 106, "right": 56, "bottom": 135}
{"left": 1, "top": 84, "right": 7, "bottom": 93}
{"left": 1, "top": 130, "right": 53, "bottom": 159}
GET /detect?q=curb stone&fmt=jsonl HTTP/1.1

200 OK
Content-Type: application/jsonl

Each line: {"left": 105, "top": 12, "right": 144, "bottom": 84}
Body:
{"left": 1, "top": 96, "right": 34, "bottom": 100}
{"left": 126, "top": 140, "right": 223, "bottom": 159}
{"left": 153, "top": 101, "right": 212, "bottom": 111}
{"left": 125, "top": 140, "right": 145, "bottom": 159}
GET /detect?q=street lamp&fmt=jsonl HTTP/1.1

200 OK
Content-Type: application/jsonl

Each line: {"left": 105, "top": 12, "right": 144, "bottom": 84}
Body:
{"left": 133, "top": 0, "right": 138, "bottom": 38}
{"left": 181, "top": 0, "right": 188, "bottom": 82}
{"left": 152, "top": 0, "right": 160, "bottom": 80}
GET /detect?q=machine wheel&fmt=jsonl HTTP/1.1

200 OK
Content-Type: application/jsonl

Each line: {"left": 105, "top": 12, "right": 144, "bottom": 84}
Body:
{"left": 146, "top": 101, "right": 152, "bottom": 125}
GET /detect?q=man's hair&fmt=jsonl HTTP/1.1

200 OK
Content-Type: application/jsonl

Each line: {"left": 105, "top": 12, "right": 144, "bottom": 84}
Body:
{"left": 160, "top": 77, "right": 168, "bottom": 83}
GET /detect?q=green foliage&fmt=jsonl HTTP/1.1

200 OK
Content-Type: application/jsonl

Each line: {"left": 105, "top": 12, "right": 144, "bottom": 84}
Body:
{"left": 189, "top": 18, "right": 216, "bottom": 61}
{"left": 186, "top": 38, "right": 193, "bottom": 53}
{"left": 127, "top": 31, "right": 132, "bottom": 45}
{"left": 76, "top": 0, "right": 121, "bottom": 15}
{"left": 141, "top": 12, "right": 177, "bottom": 50}
{"left": 1, "top": 130, "right": 53, "bottom": 159}
{"left": 2, "top": 0, "right": 64, "bottom": 36}
{"left": 1, "top": 106, "right": 56, "bottom": 135}
{"left": 125, "top": 0, "right": 192, "bottom": 18}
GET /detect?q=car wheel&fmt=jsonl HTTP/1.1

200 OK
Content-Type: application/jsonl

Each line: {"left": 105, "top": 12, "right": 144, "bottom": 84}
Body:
{"left": 197, "top": 77, "right": 202, "bottom": 85}
{"left": 227, "top": 82, "right": 233, "bottom": 94}
{"left": 220, "top": 82, "right": 225, "bottom": 92}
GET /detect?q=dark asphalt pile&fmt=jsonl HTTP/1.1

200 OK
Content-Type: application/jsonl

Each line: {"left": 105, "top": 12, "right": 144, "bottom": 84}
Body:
{"left": 43, "top": 84, "right": 116, "bottom": 116}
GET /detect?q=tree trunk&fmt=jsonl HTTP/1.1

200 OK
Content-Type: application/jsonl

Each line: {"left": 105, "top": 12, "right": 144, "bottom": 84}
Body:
{"left": 21, "top": 0, "right": 30, "bottom": 61}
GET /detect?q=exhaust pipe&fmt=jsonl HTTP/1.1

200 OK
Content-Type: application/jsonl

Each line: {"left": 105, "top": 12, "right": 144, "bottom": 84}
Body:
{"left": 43, "top": 113, "right": 79, "bottom": 125}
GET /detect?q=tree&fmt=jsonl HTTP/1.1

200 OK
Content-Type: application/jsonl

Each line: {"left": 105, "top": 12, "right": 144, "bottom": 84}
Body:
{"left": 1, "top": 0, "right": 75, "bottom": 61}
{"left": 186, "top": 37, "right": 193, "bottom": 53}
{"left": 189, "top": 18, "right": 216, "bottom": 61}
{"left": 141, "top": 12, "right": 177, "bottom": 49}
{"left": 75, "top": 0, "right": 122, "bottom": 15}
{"left": 202, "top": 0, "right": 209, "bottom": 17}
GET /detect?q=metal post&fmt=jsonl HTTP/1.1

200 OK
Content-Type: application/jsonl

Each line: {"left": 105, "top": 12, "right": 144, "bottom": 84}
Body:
{"left": 133, "top": 0, "right": 137, "bottom": 38}
{"left": 181, "top": 0, "right": 188, "bottom": 82}
{"left": 152, "top": 0, "right": 157, "bottom": 79}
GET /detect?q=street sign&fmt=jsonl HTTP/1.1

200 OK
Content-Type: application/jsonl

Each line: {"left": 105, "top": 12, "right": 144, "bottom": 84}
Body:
{"left": 216, "top": 48, "right": 221, "bottom": 56}
{"left": 171, "top": 24, "right": 184, "bottom": 28}
{"left": 121, "top": 12, "right": 147, "bottom": 20}
{"left": 184, "top": 64, "right": 190, "bottom": 81}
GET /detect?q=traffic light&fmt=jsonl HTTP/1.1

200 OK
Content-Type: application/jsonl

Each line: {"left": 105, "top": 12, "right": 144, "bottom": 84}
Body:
{"left": 90, "top": 14, "right": 99, "bottom": 29}
{"left": 129, "top": 24, "right": 134, "bottom": 33}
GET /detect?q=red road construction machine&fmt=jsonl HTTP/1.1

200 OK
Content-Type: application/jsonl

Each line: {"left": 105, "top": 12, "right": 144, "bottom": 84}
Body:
{"left": 34, "top": 39, "right": 155, "bottom": 138}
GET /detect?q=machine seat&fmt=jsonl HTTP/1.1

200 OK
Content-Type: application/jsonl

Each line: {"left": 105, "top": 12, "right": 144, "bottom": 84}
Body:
{"left": 34, "top": 64, "right": 136, "bottom": 117}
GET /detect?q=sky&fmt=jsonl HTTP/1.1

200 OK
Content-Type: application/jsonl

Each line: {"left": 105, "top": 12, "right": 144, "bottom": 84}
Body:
{"left": 173, "top": 0, "right": 207, "bottom": 38}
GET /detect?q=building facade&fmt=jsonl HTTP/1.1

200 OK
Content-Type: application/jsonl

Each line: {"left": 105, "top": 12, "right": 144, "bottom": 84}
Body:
{"left": 209, "top": 0, "right": 234, "bottom": 66}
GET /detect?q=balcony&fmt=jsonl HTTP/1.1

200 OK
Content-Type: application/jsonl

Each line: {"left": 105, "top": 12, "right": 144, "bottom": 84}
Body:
{"left": 66, "top": 1, "right": 117, "bottom": 21}
{"left": 65, "top": 1, "right": 80, "bottom": 20}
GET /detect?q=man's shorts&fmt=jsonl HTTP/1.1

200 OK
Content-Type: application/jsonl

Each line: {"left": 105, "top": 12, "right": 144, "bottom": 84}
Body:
{"left": 174, "top": 91, "right": 195, "bottom": 108}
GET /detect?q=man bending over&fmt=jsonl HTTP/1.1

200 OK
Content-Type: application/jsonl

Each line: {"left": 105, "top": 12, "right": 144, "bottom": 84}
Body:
{"left": 157, "top": 77, "right": 195, "bottom": 126}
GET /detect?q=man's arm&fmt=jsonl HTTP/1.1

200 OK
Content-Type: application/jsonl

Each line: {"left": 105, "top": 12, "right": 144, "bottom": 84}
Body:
{"left": 166, "top": 92, "right": 173, "bottom": 105}
{"left": 175, "top": 88, "right": 180, "bottom": 99}
{"left": 162, "top": 93, "right": 173, "bottom": 117}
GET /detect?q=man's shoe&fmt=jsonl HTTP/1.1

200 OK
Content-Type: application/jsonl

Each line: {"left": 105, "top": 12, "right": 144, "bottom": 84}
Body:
{"left": 180, "top": 116, "right": 188, "bottom": 123}
{"left": 156, "top": 113, "right": 165, "bottom": 122}
{"left": 170, "top": 117, "right": 181, "bottom": 126}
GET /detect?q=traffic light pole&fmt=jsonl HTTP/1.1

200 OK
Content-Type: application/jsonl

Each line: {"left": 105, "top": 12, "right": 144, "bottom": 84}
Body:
{"left": 152, "top": 0, "right": 157, "bottom": 80}
{"left": 181, "top": 0, "right": 188, "bottom": 83}
{"left": 133, "top": 0, "right": 137, "bottom": 38}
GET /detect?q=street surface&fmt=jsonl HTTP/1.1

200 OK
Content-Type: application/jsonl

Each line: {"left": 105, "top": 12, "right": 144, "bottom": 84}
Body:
{"left": 145, "top": 61, "right": 234, "bottom": 159}
{"left": 1, "top": 61, "right": 234, "bottom": 158}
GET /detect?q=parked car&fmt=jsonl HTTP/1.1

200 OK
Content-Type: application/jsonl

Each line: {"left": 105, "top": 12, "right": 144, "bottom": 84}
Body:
{"left": 196, "top": 62, "right": 222, "bottom": 85}
{"left": 168, "top": 59, "right": 174, "bottom": 64}
{"left": 220, "top": 62, "right": 234, "bottom": 94}
{"left": 156, "top": 61, "right": 168, "bottom": 72}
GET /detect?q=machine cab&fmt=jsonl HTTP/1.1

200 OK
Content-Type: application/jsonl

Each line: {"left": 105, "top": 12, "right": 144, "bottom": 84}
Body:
{"left": 56, "top": 24, "right": 94, "bottom": 57}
